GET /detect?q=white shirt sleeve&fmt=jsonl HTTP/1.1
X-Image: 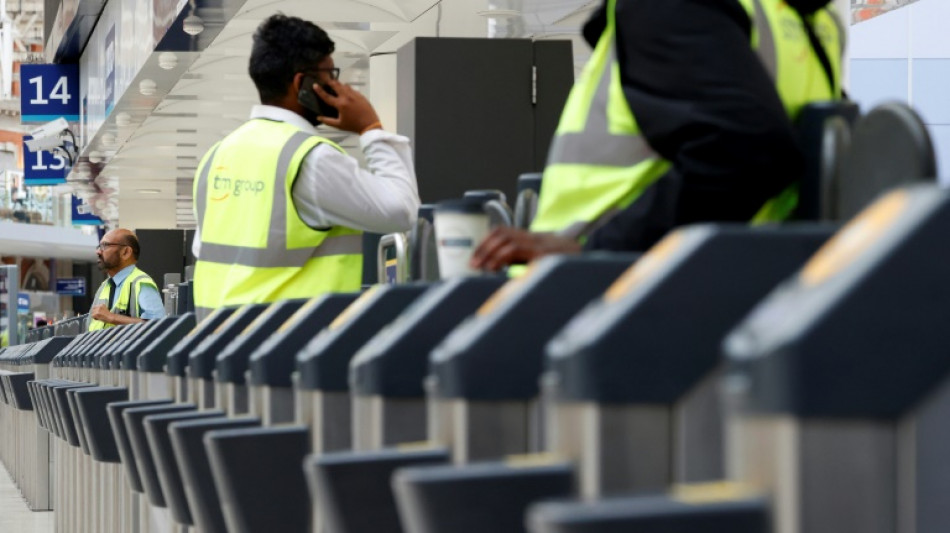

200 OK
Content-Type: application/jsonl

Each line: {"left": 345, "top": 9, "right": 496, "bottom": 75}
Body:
{"left": 291, "top": 129, "right": 421, "bottom": 234}
{"left": 192, "top": 226, "right": 201, "bottom": 257}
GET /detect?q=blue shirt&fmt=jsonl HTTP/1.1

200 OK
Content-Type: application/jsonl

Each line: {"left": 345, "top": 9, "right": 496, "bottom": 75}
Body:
{"left": 110, "top": 265, "right": 166, "bottom": 320}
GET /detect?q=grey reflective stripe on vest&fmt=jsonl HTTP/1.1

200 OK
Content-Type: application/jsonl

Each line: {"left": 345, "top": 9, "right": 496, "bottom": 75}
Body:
{"left": 195, "top": 144, "right": 220, "bottom": 230}
{"left": 547, "top": 42, "right": 657, "bottom": 168}
{"left": 126, "top": 273, "right": 149, "bottom": 318}
{"left": 828, "top": 8, "right": 847, "bottom": 68}
{"left": 198, "top": 233, "right": 363, "bottom": 267}
{"left": 92, "top": 281, "right": 108, "bottom": 306}
{"left": 751, "top": 0, "right": 778, "bottom": 81}
{"left": 195, "top": 131, "right": 361, "bottom": 268}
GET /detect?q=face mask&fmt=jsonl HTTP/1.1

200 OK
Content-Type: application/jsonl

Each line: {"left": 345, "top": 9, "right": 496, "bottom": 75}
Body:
{"left": 786, "top": 0, "right": 832, "bottom": 15}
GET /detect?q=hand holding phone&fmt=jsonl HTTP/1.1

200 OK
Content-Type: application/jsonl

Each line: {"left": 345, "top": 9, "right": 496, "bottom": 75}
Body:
{"left": 312, "top": 79, "right": 382, "bottom": 135}
{"left": 298, "top": 76, "right": 339, "bottom": 120}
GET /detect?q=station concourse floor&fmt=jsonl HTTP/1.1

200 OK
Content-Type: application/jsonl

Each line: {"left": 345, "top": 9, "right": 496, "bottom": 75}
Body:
{"left": 0, "top": 462, "right": 53, "bottom": 532}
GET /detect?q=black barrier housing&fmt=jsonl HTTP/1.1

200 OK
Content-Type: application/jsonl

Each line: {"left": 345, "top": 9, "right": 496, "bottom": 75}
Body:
{"left": 248, "top": 293, "right": 359, "bottom": 387}
{"left": 215, "top": 299, "right": 307, "bottom": 384}
{"left": 166, "top": 307, "right": 237, "bottom": 377}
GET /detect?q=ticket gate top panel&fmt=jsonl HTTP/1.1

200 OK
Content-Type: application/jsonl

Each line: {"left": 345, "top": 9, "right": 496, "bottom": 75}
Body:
{"left": 30, "top": 336, "right": 74, "bottom": 364}
{"left": 215, "top": 299, "right": 307, "bottom": 385}
{"left": 248, "top": 293, "right": 359, "bottom": 387}
{"left": 546, "top": 225, "right": 832, "bottom": 404}
{"left": 297, "top": 284, "right": 429, "bottom": 391}
{"left": 138, "top": 312, "right": 197, "bottom": 372}
{"left": 430, "top": 254, "right": 636, "bottom": 401}
{"left": 112, "top": 317, "right": 176, "bottom": 369}
{"left": 6, "top": 372, "right": 34, "bottom": 409}
{"left": 166, "top": 306, "right": 237, "bottom": 377}
{"left": 526, "top": 494, "right": 770, "bottom": 533}
{"left": 68, "top": 326, "right": 118, "bottom": 368}
{"left": 189, "top": 303, "right": 270, "bottom": 380}
{"left": 101, "top": 319, "right": 159, "bottom": 365}
{"left": 52, "top": 330, "right": 94, "bottom": 364}
{"left": 74, "top": 386, "right": 129, "bottom": 463}
{"left": 86, "top": 321, "right": 146, "bottom": 366}
{"left": 66, "top": 325, "right": 122, "bottom": 367}
{"left": 725, "top": 186, "right": 950, "bottom": 418}
{"left": 351, "top": 277, "right": 506, "bottom": 398}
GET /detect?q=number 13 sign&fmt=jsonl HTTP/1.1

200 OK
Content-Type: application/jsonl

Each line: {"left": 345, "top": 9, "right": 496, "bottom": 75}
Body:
{"left": 20, "top": 64, "right": 80, "bottom": 123}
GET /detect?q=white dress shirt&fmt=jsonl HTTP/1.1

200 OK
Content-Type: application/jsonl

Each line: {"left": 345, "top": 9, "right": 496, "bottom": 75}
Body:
{"left": 193, "top": 105, "right": 420, "bottom": 257}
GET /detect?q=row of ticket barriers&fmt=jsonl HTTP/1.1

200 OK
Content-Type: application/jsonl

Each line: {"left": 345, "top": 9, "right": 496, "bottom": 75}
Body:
{"left": 1, "top": 183, "right": 950, "bottom": 533}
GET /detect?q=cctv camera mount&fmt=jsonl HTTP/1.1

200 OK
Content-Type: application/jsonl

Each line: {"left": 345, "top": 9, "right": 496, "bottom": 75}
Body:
{"left": 24, "top": 117, "right": 78, "bottom": 166}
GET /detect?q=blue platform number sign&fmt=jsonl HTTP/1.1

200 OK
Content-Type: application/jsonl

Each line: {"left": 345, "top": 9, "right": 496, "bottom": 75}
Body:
{"left": 55, "top": 278, "right": 86, "bottom": 296}
{"left": 71, "top": 195, "right": 103, "bottom": 226}
{"left": 17, "top": 293, "right": 30, "bottom": 313}
{"left": 20, "top": 64, "right": 80, "bottom": 123}
{"left": 23, "top": 135, "right": 68, "bottom": 185}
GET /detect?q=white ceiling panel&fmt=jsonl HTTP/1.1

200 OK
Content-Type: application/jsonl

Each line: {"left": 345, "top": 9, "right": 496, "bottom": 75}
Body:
{"left": 65, "top": 0, "right": 597, "bottom": 229}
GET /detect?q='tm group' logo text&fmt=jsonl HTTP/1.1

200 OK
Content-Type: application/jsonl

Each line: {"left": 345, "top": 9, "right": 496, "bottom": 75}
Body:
{"left": 211, "top": 173, "right": 266, "bottom": 202}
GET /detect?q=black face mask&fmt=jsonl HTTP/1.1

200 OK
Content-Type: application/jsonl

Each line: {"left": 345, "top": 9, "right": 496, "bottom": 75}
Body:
{"left": 786, "top": 0, "right": 833, "bottom": 15}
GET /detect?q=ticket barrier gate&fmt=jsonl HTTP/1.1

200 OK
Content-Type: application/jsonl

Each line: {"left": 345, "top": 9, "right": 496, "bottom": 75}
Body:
{"left": 164, "top": 307, "right": 238, "bottom": 404}
{"left": 723, "top": 185, "right": 950, "bottom": 533}
{"left": 213, "top": 299, "right": 307, "bottom": 417}
{"left": 107, "top": 304, "right": 272, "bottom": 533}
{"left": 247, "top": 294, "right": 359, "bottom": 425}
{"left": 394, "top": 226, "right": 831, "bottom": 533}
{"left": 527, "top": 186, "right": 950, "bottom": 533}
{"left": 111, "top": 305, "right": 250, "bottom": 533}
{"left": 119, "top": 301, "right": 307, "bottom": 533}
{"left": 0, "top": 337, "right": 73, "bottom": 510}
{"left": 307, "top": 277, "right": 506, "bottom": 533}
{"left": 385, "top": 255, "right": 632, "bottom": 532}
{"left": 160, "top": 294, "right": 357, "bottom": 533}
{"left": 542, "top": 225, "right": 831, "bottom": 497}
{"left": 186, "top": 303, "right": 270, "bottom": 410}
{"left": 34, "top": 320, "right": 159, "bottom": 533}
{"left": 39, "top": 316, "right": 189, "bottom": 533}
{"left": 102, "top": 310, "right": 247, "bottom": 533}
{"left": 203, "top": 284, "right": 427, "bottom": 533}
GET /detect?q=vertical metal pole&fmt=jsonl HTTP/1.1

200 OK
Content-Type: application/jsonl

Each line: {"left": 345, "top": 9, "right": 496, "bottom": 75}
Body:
{"left": 1, "top": 265, "right": 19, "bottom": 346}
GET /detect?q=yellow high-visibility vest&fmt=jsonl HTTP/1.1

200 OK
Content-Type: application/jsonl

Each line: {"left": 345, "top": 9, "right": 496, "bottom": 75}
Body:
{"left": 531, "top": 0, "right": 844, "bottom": 238}
{"left": 192, "top": 119, "right": 363, "bottom": 320}
{"left": 87, "top": 266, "right": 159, "bottom": 331}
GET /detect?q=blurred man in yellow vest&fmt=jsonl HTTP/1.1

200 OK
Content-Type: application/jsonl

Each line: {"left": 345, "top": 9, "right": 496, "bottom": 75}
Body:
{"left": 191, "top": 14, "right": 419, "bottom": 320}
{"left": 88, "top": 229, "right": 166, "bottom": 331}
{"left": 471, "top": 0, "right": 843, "bottom": 271}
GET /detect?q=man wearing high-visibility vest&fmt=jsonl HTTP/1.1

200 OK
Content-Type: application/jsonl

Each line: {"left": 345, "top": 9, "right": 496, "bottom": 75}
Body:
{"left": 88, "top": 229, "right": 166, "bottom": 331}
{"left": 471, "top": 0, "right": 843, "bottom": 271}
{"left": 191, "top": 14, "right": 420, "bottom": 320}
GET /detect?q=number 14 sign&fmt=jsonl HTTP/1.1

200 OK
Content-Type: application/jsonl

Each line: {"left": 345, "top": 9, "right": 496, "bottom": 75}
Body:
{"left": 20, "top": 64, "right": 80, "bottom": 123}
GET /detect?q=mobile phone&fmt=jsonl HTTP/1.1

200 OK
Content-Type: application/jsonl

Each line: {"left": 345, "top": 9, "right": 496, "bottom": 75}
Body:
{"left": 297, "top": 76, "right": 339, "bottom": 119}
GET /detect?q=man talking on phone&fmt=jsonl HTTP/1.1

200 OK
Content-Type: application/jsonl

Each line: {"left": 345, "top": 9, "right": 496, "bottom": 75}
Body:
{"left": 191, "top": 14, "right": 420, "bottom": 320}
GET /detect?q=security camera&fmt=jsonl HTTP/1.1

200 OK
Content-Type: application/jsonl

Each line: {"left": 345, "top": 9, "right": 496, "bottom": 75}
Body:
{"left": 25, "top": 118, "right": 70, "bottom": 153}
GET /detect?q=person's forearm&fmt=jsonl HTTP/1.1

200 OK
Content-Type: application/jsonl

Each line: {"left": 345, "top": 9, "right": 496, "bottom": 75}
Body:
{"left": 106, "top": 314, "right": 145, "bottom": 326}
{"left": 360, "top": 131, "right": 420, "bottom": 224}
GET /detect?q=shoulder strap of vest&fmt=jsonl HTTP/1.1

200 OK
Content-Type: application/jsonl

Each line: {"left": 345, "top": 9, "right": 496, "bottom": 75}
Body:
{"left": 794, "top": 8, "right": 837, "bottom": 96}
{"left": 125, "top": 270, "right": 156, "bottom": 319}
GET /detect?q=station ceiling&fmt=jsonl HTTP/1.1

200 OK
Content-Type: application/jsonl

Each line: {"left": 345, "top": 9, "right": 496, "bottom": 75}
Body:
{"left": 70, "top": 0, "right": 599, "bottom": 228}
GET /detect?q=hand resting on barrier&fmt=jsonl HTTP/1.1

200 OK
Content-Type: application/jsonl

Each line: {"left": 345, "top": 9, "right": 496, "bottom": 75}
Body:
{"left": 90, "top": 303, "right": 145, "bottom": 327}
{"left": 470, "top": 227, "right": 581, "bottom": 272}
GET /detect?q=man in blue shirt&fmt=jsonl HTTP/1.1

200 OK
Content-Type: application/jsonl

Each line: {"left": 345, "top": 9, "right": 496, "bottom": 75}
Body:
{"left": 88, "top": 228, "right": 166, "bottom": 330}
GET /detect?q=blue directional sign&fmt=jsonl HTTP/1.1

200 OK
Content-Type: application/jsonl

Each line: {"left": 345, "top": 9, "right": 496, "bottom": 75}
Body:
{"left": 71, "top": 195, "right": 103, "bottom": 226}
{"left": 23, "top": 135, "right": 68, "bottom": 185}
{"left": 17, "top": 293, "right": 30, "bottom": 313}
{"left": 55, "top": 278, "right": 86, "bottom": 296}
{"left": 20, "top": 64, "right": 80, "bottom": 123}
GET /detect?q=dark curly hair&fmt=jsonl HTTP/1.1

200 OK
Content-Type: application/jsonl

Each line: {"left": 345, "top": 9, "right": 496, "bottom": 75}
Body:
{"left": 249, "top": 14, "right": 335, "bottom": 104}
